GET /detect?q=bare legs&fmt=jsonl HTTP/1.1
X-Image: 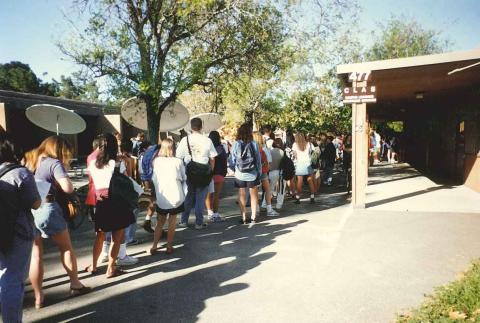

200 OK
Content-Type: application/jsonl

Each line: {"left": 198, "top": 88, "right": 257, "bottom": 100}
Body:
{"left": 29, "top": 236, "right": 44, "bottom": 307}
{"left": 212, "top": 181, "right": 224, "bottom": 213}
{"left": 29, "top": 229, "right": 86, "bottom": 305}
{"left": 238, "top": 187, "right": 258, "bottom": 222}
{"left": 296, "top": 175, "right": 315, "bottom": 199}
{"left": 261, "top": 178, "right": 273, "bottom": 207}
{"left": 89, "top": 229, "right": 124, "bottom": 277}
{"left": 150, "top": 214, "right": 177, "bottom": 253}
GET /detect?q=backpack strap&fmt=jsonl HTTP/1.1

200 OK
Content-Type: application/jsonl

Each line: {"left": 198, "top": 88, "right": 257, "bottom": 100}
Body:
{"left": 0, "top": 164, "right": 23, "bottom": 179}
{"left": 186, "top": 136, "right": 193, "bottom": 158}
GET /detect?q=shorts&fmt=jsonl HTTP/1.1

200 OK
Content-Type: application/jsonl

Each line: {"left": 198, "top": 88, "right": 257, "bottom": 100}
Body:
{"left": 32, "top": 202, "right": 67, "bottom": 238}
{"left": 234, "top": 178, "right": 260, "bottom": 188}
{"left": 156, "top": 203, "right": 185, "bottom": 216}
{"left": 295, "top": 162, "right": 313, "bottom": 176}
{"left": 213, "top": 175, "right": 225, "bottom": 184}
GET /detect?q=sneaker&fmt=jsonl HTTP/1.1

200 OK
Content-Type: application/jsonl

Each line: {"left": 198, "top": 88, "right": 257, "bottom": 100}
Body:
{"left": 266, "top": 209, "right": 279, "bottom": 217}
{"left": 143, "top": 219, "right": 154, "bottom": 233}
{"left": 211, "top": 213, "right": 223, "bottom": 222}
{"left": 178, "top": 222, "right": 188, "bottom": 228}
{"left": 195, "top": 223, "right": 208, "bottom": 230}
{"left": 116, "top": 255, "right": 139, "bottom": 266}
{"left": 100, "top": 254, "right": 108, "bottom": 263}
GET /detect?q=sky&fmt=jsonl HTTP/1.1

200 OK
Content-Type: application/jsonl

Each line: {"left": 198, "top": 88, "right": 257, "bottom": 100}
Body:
{"left": 0, "top": 0, "right": 479, "bottom": 82}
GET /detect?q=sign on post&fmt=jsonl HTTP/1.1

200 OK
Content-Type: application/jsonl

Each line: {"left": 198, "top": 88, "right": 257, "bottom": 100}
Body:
{"left": 342, "top": 71, "right": 376, "bottom": 104}
{"left": 342, "top": 85, "right": 377, "bottom": 103}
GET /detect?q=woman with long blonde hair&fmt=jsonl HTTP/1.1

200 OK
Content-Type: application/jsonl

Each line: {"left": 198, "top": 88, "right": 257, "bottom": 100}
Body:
{"left": 292, "top": 133, "right": 316, "bottom": 204}
{"left": 26, "top": 136, "right": 91, "bottom": 309}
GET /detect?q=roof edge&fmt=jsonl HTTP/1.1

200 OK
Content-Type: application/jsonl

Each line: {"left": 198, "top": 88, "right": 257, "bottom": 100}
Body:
{"left": 336, "top": 48, "right": 480, "bottom": 75}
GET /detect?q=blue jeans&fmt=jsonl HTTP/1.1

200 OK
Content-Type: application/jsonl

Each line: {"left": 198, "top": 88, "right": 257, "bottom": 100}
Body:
{"left": 0, "top": 236, "right": 33, "bottom": 323}
{"left": 125, "top": 209, "right": 139, "bottom": 243}
{"left": 181, "top": 184, "right": 209, "bottom": 226}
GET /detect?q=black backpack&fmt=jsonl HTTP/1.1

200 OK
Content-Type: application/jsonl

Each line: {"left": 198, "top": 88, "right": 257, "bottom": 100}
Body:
{"left": 0, "top": 164, "right": 23, "bottom": 253}
{"left": 280, "top": 155, "right": 295, "bottom": 181}
{"left": 185, "top": 136, "right": 213, "bottom": 188}
{"left": 108, "top": 166, "right": 139, "bottom": 210}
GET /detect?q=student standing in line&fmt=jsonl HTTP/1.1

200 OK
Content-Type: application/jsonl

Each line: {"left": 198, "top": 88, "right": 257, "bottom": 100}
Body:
{"left": 0, "top": 132, "right": 41, "bottom": 322}
{"left": 26, "top": 136, "right": 91, "bottom": 309}
{"left": 254, "top": 132, "right": 279, "bottom": 217}
{"left": 176, "top": 118, "right": 217, "bottom": 229}
{"left": 292, "top": 133, "right": 316, "bottom": 204}
{"left": 148, "top": 139, "right": 186, "bottom": 254}
{"left": 230, "top": 124, "right": 262, "bottom": 225}
{"left": 86, "top": 134, "right": 136, "bottom": 278}
{"left": 205, "top": 131, "right": 228, "bottom": 222}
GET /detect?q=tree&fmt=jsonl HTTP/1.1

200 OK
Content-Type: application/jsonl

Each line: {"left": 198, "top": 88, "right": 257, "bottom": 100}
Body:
{"left": 60, "top": 0, "right": 287, "bottom": 143}
{"left": 366, "top": 16, "right": 450, "bottom": 61}
{"left": 0, "top": 61, "right": 58, "bottom": 95}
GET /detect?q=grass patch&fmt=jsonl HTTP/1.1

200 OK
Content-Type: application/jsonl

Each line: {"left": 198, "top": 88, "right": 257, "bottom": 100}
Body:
{"left": 397, "top": 260, "right": 480, "bottom": 322}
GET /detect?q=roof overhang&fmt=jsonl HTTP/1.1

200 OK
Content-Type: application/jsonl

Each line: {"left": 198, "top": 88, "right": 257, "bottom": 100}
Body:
{"left": 336, "top": 49, "right": 480, "bottom": 109}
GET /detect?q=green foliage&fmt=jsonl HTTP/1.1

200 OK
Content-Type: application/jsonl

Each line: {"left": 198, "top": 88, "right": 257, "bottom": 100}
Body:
{"left": 0, "top": 61, "right": 57, "bottom": 95}
{"left": 397, "top": 260, "right": 480, "bottom": 322}
{"left": 366, "top": 16, "right": 450, "bottom": 61}
{"left": 60, "top": 0, "right": 288, "bottom": 143}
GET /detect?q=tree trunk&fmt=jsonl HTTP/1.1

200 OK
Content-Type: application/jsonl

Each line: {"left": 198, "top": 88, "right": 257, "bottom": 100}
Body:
{"left": 145, "top": 96, "right": 160, "bottom": 144}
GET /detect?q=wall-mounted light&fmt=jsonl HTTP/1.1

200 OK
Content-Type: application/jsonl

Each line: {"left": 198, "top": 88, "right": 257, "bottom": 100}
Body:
{"left": 415, "top": 92, "right": 424, "bottom": 99}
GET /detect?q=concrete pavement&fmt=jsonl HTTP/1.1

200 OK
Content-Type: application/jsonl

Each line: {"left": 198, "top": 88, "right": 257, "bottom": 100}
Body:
{"left": 22, "top": 168, "right": 480, "bottom": 323}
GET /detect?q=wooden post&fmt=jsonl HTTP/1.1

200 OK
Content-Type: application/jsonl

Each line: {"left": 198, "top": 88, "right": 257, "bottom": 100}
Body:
{"left": 352, "top": 102, "right": 368, "bottom": 208}
{"left": 0, "top": 103, "right": 7, "bottom": 132}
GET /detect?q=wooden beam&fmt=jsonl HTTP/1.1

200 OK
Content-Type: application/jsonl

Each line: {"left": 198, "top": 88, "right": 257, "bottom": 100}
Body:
{"left": 352, "top": 102, "right": 368, "bottom": 208}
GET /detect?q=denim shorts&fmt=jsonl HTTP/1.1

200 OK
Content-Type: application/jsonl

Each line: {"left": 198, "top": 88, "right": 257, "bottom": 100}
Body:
{"left": 295, "top": 162, "right": 313, "bottom": 176}
{"left": 32, "top": 202, "right": 67, "bottom": 238}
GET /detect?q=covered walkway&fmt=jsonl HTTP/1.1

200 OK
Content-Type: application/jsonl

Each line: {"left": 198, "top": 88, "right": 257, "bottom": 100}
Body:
{"left": 366, "top": 163, "right": 480, "bottom": 213}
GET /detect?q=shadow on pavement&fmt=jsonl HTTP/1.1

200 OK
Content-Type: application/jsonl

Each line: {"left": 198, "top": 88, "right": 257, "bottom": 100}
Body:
{"left": 32, "top": 219, "right": 307, "bottom": 322}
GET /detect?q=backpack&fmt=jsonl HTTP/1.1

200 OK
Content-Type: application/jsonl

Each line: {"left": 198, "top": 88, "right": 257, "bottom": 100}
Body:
{"left": 235, "top": 142, "right": 257, "bottom": 173}
{"left": 140, "top": 144, "right": 160, "bottom": 181}
{"left": 0, "top": 164, "right": 23, "bottom": 253}
{"left": 109, "top": 166, "right": 139, "bottom": 210}
{"left": 185, "top": 136, "right": 213, "bottom": 188}
{"left": 310, "top": 147, "right": 320, "bottom": 169}
{"left": 280, "top": 155, "right": 295, "bottom": 181}
{"left": 260, "top": 148, "right": 269, "bottom": 174}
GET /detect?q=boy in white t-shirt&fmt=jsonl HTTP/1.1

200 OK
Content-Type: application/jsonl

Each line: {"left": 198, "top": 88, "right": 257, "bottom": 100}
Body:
{"left": 176, "top": 118, "right": 217, "bottom": 229}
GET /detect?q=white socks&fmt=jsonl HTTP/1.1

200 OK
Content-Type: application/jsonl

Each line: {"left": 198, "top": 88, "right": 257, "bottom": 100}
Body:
{"left": 102, "top": 241, "right": 110, "bottom": 255}
{"left": 207, "top": 209, "right": 214, "bottom": 216}
{"left": 145, "top": 214, "right": 152, "bottom": 221}
{"left": 118, "top": 243, "right": 127, "bottom": 259}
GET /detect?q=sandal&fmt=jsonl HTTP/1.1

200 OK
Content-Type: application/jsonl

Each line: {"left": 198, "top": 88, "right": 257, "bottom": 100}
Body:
{"left": 146, "top": 248, "right": 158, "bottom": 255}
{"left": 106, "top": 268, "right": 126, "bottom": 279}
{"left": 166, "top": 247, "right": 174, "bottom": 254}
{"left": 84, "top": 265, "right": 98, "bottom": 276}
{"left": 70, "top": 286, "right": 92, "bottom": 297}
{"left": 34, "top": 294, "right": 44, "bottom": 310}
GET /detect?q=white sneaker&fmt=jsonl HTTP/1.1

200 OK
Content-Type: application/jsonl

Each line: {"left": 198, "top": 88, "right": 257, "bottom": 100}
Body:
{"left": 116, "top": 255, "right": 139, "bottom": 266}
{"left": 100, "top": 254, "right": 108, "bottom": 263}
{"left": 195, "top": 223, "right": 208, "bottom": 230}
{"left": 267, "top": 209, "right": 279, "bottom": 217}
{"left": 178, "top": 222, "right": 188, "bottom": 228}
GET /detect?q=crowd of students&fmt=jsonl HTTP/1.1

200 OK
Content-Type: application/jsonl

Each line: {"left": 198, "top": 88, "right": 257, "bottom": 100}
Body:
{"left": 0, "top": 119, "right": 350, "bottom": 322}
